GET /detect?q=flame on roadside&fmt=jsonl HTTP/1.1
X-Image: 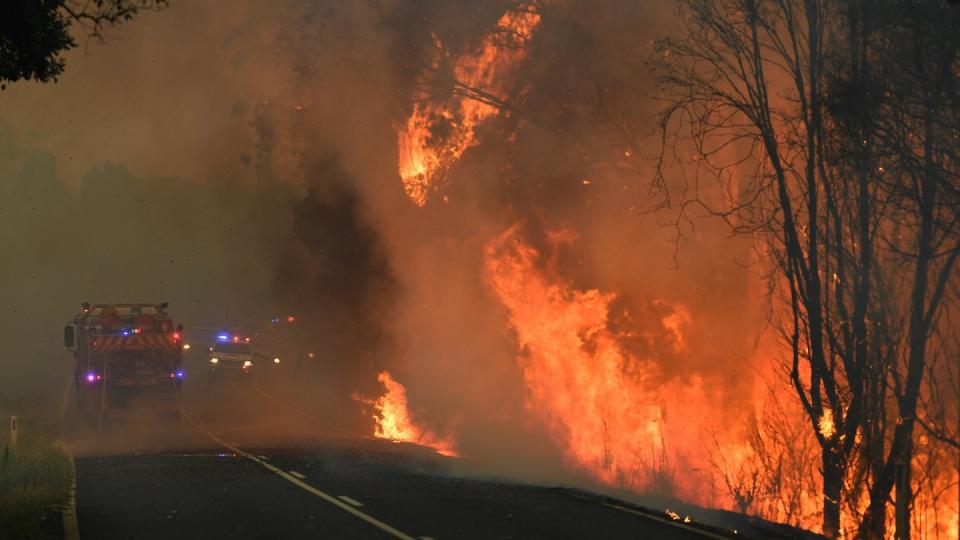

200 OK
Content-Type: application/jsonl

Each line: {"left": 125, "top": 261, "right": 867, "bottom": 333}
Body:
{"left": 356, "top": 371, "right": 458, "bottom": 457}
{"left": 397, "top": 5, "right": 541, "bottom": 206}
{"left": 483, "top": 226, "right": 716, "bottom": 500}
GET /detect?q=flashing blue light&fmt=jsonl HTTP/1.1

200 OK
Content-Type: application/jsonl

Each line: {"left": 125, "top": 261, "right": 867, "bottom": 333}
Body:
{"left": 175, "top": 370, "right": 185, "bottom": 379}
{"left": 217, "top": 334, "right": 229, "bottom": 341}
{"left": 121, "top": 330, "right": 130, "bottom": 336}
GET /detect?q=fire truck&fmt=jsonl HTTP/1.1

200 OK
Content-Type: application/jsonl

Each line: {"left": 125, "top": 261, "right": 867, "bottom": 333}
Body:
{"left": 64, "top": 302, "right": 184, "bottom": 417}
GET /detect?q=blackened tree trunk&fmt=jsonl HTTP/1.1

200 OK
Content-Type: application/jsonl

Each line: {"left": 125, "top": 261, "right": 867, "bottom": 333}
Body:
{"left": 822, "top": 444, "right": 844, "bottom": 538}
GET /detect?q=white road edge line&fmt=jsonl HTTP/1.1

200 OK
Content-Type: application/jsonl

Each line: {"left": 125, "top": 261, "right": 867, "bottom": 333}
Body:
{"left": 257, "top": 455, "right": 269, "bottom": 460}
{"left": 181, "top": 410, "right": 416, "bottom": 540}
{"left": 338, "top": 495, "right": 363, "bottom": 507}
{"left": 289, "top": 470, "right": 307, "bottom": 479}
{"left": 56, "top": 377, "right": 80, "bottom": 540}
{"left": 57, "top": 441, "right": 80, "bottom": 540}
{"left": 604, "top": 503, "right": 734, "bottom": 540}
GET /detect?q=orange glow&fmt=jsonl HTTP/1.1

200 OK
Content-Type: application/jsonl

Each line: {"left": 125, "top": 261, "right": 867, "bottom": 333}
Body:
{"left": 660, "top": 306, "right": 691, "bottom": 351}
{"left": 390, "top": 7, "right": 960, "bottom": 530}
{"left": 397, "top": 6, "right": 541, "bottom": 206}
{"left": 359, "top": 371, "right": 458, "bottom": 457}
{"left": 404, "top": 219, "right": 958, "bottom": 538}
{"left": 817, "top": 409, "right": 835, "bottom": 440}
{"left": 483, "top": 226, "right": 715, "bottom": 499}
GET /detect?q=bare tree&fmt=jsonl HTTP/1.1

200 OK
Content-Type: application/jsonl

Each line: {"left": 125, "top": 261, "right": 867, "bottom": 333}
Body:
{"left": 656, "top": 1, "right": 959, "bottom": 537}
{"left": 654, "top": 1, "right": 872, "bottom": 535}
{"left": 61, "top": 0, "right": 166, "bottom": 39}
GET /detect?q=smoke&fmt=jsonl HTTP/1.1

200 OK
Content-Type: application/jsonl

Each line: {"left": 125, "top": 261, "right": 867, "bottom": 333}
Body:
{"left": 0, "top": 2, "right": 292, "bottom": 397}
{"left": 1, "top": 0, "right": 777, "bottom": 512}
{"left": 240, "top": 0, "right": 776, "bottom": 497}
{"left": 0, "top": 127, "right": 292, "bottom": 397}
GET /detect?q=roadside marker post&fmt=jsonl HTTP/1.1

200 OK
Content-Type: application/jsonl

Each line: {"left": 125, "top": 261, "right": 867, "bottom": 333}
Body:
{"left": 10, "top": 415, "right": 17, "bottom": 449}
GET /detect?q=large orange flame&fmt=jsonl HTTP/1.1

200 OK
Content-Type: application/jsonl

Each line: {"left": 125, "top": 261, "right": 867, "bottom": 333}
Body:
{"left": 483, "top": 226, "right": 716, "bottom": 500}
{"left": 358, "top": 370, "right": 458, "bottom": 457}
{"left": 397, "top": 6, "right": 541, "bottom": 206}
{"left": 481, "top": 226, "right": 960, "bottom": 537}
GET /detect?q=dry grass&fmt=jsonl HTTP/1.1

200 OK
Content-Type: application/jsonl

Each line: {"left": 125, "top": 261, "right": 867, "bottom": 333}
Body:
{"left": 0, "top": 405, "right": 71, "bottom": 539}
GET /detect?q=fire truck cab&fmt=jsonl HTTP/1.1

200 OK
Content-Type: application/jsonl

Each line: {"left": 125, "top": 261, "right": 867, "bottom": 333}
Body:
{"left": 64, "top": 302, "right": 184, "bottom": 417}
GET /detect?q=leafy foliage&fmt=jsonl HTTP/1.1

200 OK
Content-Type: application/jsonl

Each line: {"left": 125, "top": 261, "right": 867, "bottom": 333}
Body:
{"left": 0, "top": 0, "right": 73, "bottom": 86}
{"left": 0, "top": 0, "right": 166, "bottom": 88}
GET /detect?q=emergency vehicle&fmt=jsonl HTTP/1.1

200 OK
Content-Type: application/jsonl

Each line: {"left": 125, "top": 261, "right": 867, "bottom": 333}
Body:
{"left": 64, "top": 302, "right": 184, "bottom": 416}
{"left": 207, "top": 333, "right": 251, "bottom": 381}
{"left": 207, "top": 332, "right": 280, "bottom": 382}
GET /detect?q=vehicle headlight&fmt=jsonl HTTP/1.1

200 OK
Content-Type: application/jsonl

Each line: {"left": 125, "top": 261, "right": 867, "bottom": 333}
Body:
{"left": 209, "top": 357, "right": 219, "bottom": 364}
{"left": 243, "top": 360, "right": 253, "bottom": 368}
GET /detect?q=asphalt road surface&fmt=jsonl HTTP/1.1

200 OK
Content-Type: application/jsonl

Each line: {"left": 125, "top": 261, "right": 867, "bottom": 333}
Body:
{"left": 67, "top": 370, "right": 734, "bottom": 540}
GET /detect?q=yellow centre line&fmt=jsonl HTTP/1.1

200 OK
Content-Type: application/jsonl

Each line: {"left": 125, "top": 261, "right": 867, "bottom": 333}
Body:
{"left": 181, "top": 409, "right": 417, "bottom": 540}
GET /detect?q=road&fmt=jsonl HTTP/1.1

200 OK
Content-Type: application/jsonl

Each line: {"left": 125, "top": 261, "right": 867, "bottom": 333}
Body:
{"left": 66, "top": 365, "right": 735, "bottom": 540}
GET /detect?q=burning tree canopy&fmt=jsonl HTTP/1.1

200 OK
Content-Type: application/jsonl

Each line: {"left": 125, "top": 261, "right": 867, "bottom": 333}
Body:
{"left": 397, "top": 3, "right": 541, "bottom": 206}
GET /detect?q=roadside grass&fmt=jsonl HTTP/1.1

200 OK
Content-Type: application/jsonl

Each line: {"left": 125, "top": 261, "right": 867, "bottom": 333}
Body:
{"left": 0, "top": 399, "right": 71, "bottom": 539}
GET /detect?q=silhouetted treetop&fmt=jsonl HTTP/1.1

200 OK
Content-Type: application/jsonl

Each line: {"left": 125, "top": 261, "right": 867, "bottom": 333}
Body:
{"left": 0, "top": 0, "right": 166, "bottom": 88}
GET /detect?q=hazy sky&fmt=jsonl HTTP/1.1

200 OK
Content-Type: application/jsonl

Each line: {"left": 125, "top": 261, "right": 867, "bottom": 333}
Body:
{"left": 1, "top": 2, "right": 285, "bottom": 186}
